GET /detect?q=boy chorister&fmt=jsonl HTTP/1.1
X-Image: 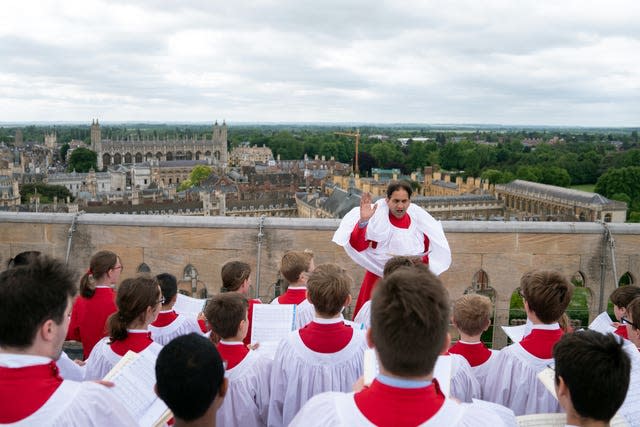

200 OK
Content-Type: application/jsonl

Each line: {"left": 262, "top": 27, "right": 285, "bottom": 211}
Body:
{"left": 290, "top": 264, "right": 509, "bottom": 427}
{"left": 0, "top": 256, "right": 137, "bottom": 426}
{"left": 483, "top": 270, "right": 573, "bottom": 415}
{"left": 148, "top": 273, "right": 204, "bottom": 345}
{"left": 449, "top": 294, "right": 497, "bottom": 393}
{"left": 270, "top": 250, "right": 316, "bottom": 329}
{"left": 205, "top": 293, "right": 272, "bottom": 427}
{"left": 268, "top": 263, "right": 367, "bottom": 427}
{"left": 610, "top": 285, "right": 640, "bottom": 339}
{"left": 220, "top": 261, "right": 262, "bottom": 346}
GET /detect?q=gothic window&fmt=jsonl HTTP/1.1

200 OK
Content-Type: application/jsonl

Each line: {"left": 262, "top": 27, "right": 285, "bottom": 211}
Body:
{"left": 156, "top": 152, "right": 163, "bottom": 160}
{"left": 146, "top": 152, "right": 153, "bottom": 161}
{"left": 135, "top": 152, "right": 143, "bottom": 163}
{"left": 102, "top": 153, "right": 111, "bottom": 166}
{"left": 124, "top": 153, "right": 132, "bottom": 164}
{"left": 619, "top": 272, "right": 634, "bottom": 286}
{"left": 195, "top": 151, "right": 202, "bottom": 160}
{"left": 186, "top": 151, "right": 193, "bottom": 160}
{"left": 166, "top": 152, "right": 173, "bottom": 161}
{"left": 113, "top": 153, "right": 122, "bottom": 165}
{"left": 604, "top": 213, "right": 612, "bottom": 222}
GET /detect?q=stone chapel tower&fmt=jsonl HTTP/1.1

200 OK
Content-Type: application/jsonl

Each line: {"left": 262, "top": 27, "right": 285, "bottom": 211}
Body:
{"left": 212, "top": 120, "right": 228, "bottom": 165}
{"left": 91, "top": 119, "right": 103, "bottom": 170}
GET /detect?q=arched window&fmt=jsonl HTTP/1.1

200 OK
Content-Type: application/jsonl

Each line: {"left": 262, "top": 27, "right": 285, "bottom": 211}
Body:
{"left": 124, "top": 153, "right": 132, "bottom": 164}
{"left": 604, "top": 213, "right": 612, "bottom": 223}
{"left": 619, "top": 272, "right": 634, "bottom": 286}
{"left": 166, "top": 152, "right": 173, "bottom": 161}
{"left": 135, "top": 152, "right": 143, "bottom": 163}
{"left": 102, "top": 153, "right": 111, "bottom": 166}
{"left": 113, "top": 153, "right": 122, "bottom": 165}
{"left": 137, "top": 263, "right": 151, "bottom": 273}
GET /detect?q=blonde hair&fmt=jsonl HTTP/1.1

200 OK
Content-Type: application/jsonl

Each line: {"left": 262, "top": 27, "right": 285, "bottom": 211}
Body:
{"left": 279, "top": 250, "right": 314, "bottom": 283}
{"left": 453, "top": 294, "right": 492, "bottom": 336}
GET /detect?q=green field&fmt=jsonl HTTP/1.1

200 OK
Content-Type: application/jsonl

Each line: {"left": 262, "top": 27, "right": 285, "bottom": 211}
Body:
{"left": 570, "top": 184, "right": 596, "bottom": 192}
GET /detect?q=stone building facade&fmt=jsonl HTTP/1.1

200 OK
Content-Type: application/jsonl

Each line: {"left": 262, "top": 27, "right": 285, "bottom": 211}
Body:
{"left": 495, "top": 180, "right": 627, "bottom": 222}
{"left": 228, "top": 145, "right": 274, "bottom": 167}
{"left": 91, "top": 119, "right": 228, "bottom": 170}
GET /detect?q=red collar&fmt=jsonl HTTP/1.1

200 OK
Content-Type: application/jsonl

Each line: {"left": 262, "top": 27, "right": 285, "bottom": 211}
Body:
{"left": 519, "top": 328, "right": 563, "bottom": 359}
{"left": 298, "top": 321, "right": 353, "bottom": 353}
{"left": 278, "top": 288, "right": 307, "bottom": 305}
{"left": 0, "top": 361, "right": 63, "bottom": 422}
{"left": 388, "top": 212, "right": 411, "bottom": 228}
{"left": 151, "top": 310, "right": 179, "bottom": 327}
{"left": 217, "top": 342, "right": 249, "bottom": 370}
{"left": 354, "top": 379, "right": 445, "bottom": 427}
{"left": 110, "top": 331, "right": 154, "bottom": 356}
{"left": 614, "top": 324, "right": 629, "bottom": 339}
{"left": 448, "top": 341, "right": 492, "bottom": 367}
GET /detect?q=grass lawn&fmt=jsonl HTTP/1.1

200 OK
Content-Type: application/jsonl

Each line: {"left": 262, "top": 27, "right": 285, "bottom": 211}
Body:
{"left": 570, "top": 184, "right": 596, "bottom": 192}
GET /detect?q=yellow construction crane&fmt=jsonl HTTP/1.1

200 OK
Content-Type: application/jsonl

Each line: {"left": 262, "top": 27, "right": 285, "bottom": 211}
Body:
{"left": 334, "top": 129, "right": 361, "bottom": 175}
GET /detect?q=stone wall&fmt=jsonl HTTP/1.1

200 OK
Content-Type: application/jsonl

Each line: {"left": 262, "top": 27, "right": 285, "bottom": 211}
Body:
{"left": 1, "top": 212, "right": 639, "bottom": 348}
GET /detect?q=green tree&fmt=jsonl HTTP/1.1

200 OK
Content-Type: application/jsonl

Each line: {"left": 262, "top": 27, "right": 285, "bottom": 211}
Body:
{"left": 20, "top": 183, "right": 73, "bottom": 204}
{"left": 189, "top": 165, "right": 213, "bottom": 186}
{"left": 68, "top": 148, "right": 97, "bottom": 172}
{"left": 60, "top": 143, "right": 70, "bottom": 161}
{"left": 369, "top": 142, "right": 403, "bottom": 167}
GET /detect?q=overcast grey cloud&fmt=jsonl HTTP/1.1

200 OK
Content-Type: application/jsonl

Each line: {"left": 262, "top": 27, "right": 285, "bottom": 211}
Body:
{"left": 0, "top": 0, "right": 638, "bottom": 125}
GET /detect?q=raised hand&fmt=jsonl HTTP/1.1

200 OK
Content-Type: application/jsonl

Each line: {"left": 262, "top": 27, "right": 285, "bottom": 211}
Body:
{"left": 359, "top": 192, "right": 377, "bottom": 223}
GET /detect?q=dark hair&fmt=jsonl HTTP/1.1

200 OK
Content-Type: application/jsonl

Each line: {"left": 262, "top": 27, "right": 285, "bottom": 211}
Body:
{"left": 386, "top": 180, "right": 413, "bottom": 199}
{"left": 306, "top": 263, "right": 352, "bottom": 316}
{"left": 156, "top": 273, "right": 177, "bottom": 304}
{"left": 107, "top": 276, "right": 160, "bottom": 342}
{"left": 6, "top": 251, "right": 42, "bottom": 269}
{"left": 80, "top": 251, "right": 119, "bottom": 298}
{"left": 610, "top": 285, "right": 640, "bottom": 308}
{"left": 156, "top": 333, "right": 225, "bottom": 421}
{"left": 383, "top": 256, "right": 420, "bottom": 277}
{"left": 204, "top": 293, "right": 248, "bottom": 339}
{"left": 371, "top": 265, "right": 449, "bottom": 376}
{"left": 220, "top": 261, "right": 251, "bottom": 292}
{"left": 520, "top": 270, "right": 573, "bottom": 324}
{"left": 0, "top": 256, "right": 77, "bottom": 348}
{"left": 553, "top": 331, "right": 630, "bottom": 422}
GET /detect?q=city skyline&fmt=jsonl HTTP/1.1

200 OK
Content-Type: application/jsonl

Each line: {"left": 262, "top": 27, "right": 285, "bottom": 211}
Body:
{"left": 1, "top": 1, "right": 639, "bottom": 127}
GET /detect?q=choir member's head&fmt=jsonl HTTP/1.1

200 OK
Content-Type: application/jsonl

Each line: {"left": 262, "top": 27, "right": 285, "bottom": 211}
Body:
{"left": 107, "top": 275, "right": 162, "bottom": 342}
{"left": 520, "top": 270, "right": 573, "bottom": 324}
{"left": 204, "top": 292, "right": 249, "bottom": 340}
{"left": 279, "top": 250, "right": 314, "bottom": 285}
{"left": 80, "top": 250, "right": 122, "bottom": 298}
{"left": 156, "top": 272, "right": 178, "bottom": 309}
{"left": 553, "top": 330, "right": 630, "bottom": 424}
{"left": 382, "top": 255, "right": 420, "bottom": 277}
{"left": 155, "top": 333, "right": 227, "bottom": 423}
{"left": 6, "top": 250, "right": 41, "bottom": 269}
{"left": 453, "top": 294, "right": 492, "bottom": 337}
{"left": 610, "top": 285, "right": 640, "bottom": 322}
{"left": 306, "top": 263, "right": 352, "bottom": 318}
{"left": 625, "top": 296, "right": 640, "bottom": 347}
{"left": 220, "top": 260, "right": 251, "bottom": 294}
{"left": 370, "top": 264, "right": 450, "bottom": 377}
{"left": 0, "top": 256, "right": 77, "bottom": 359}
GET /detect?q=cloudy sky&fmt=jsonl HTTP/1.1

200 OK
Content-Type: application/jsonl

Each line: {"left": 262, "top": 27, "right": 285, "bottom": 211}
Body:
{"left": 1, "top": 0, "right": 638, "bottom": 126}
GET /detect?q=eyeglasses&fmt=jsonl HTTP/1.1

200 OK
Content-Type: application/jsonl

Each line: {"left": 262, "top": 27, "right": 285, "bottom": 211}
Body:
{"left": 622, "top": 317, "right": 639, "bottom": 329}
{"left": 112, "top": 264, "right": 124, "bottom": 272}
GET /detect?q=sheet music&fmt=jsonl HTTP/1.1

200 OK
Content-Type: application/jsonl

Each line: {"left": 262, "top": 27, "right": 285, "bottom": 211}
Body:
{"left": 471, "top": 399, "right": 517, "bottom": 426}
{"left": 104, "top": 350, "right": 171, "bottom": 427}
{"left": 363, "top": 348, "right": 379, "bottom": 386}
{"left": 536, "top": 367, "right": 558, "bottom": 400}
{"left": 501, "top": 324, "right": 526, "bottom": 343}
{"left": 174, "top": 293, "right": 207, "bottom": 317}
{"left": 588, "top": 311, "right": 617, "bottom": 335}
{"left": 516, "top": 413, "right": 565, "bottom": 427}
{"left": 433, "top": 355, "right": 452, "bottom": 398}
{"left": 250, "top": 304, "right": 296, "bottom": 359}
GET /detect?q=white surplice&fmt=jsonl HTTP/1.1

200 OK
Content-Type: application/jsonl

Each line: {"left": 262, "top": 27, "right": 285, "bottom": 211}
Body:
{"left": 267, "top": 328, "right": 368, "bottom": 427}
{"left": 148, "top": 314, "right": 204, "bottom": 346}
{"left": 289, "top": 391, "right": 513, "bottom": 427}
{"left": 83, "top": 336, "right": 163, "bottom": 381}
{"left": 482, "top": 343, "right": 561, "bottom": 415}
{"left": 216, "top": 350, "right": 272, "bottom": 427}
{"left": 449, "top": 353, "right": 482, "bottom": 403}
